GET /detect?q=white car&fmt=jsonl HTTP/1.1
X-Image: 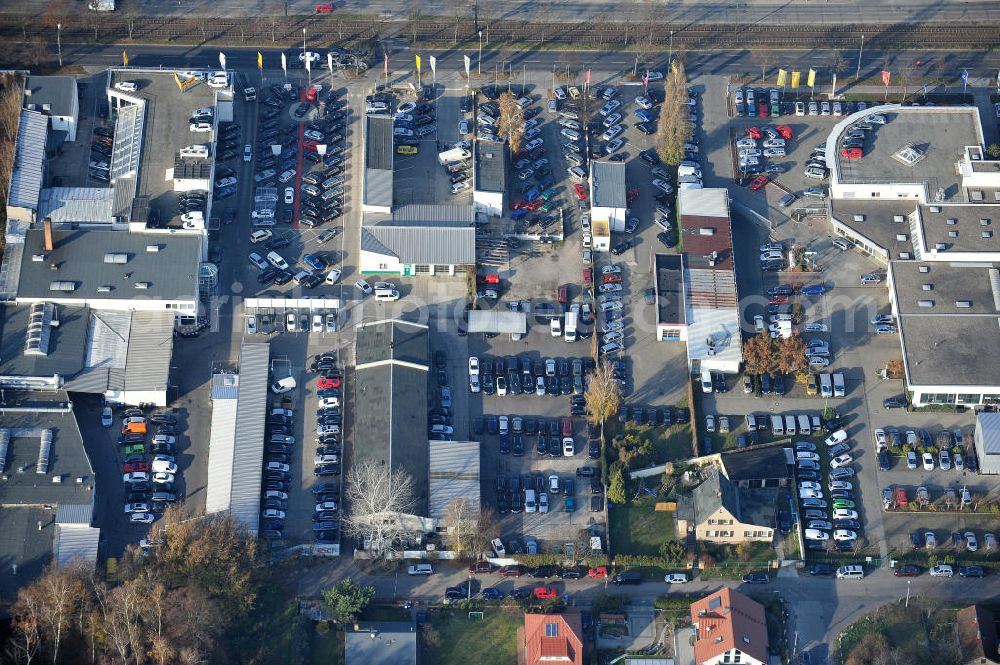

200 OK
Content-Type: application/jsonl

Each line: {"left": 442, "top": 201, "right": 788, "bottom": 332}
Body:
{"left": 736, "top": 138, "right": 757, "bottom": 149}
{"left": 799, "top": 488, "right": 823, "bottom": 499}
{"left": 799, "top": 481, "right": 822, "bottom": 491}
{"left": 190, "top": 121, "right": 213, "bottom": 133}
{"left": 739, "top": 148, "right": 762, "bottom": 158}
{"left": 804, "top": 529, "right": 829, "bottom": 541}
{"left": 832, "top": 508, "right": 858, "bottom": 520}
{"left": 824, "top": 430, "right": 847, "bottom": 446}
{"left": 263, "top": 509, "right": 286, "bottom": 520}
{"left": 829, "top": 481, "right": 853, "bottom": 491}
{"left": 830, "top": 454, "right": 854, "bottom": 469}
{"left": 930, "top": 564, "right": 953, "bottom": 578}
{"left": 316, "top": 501, "right": 338, "bottom": 512}
{"left": 151, "top": 459, "right": 178, "bottom": 474}
{"left": 922, "top": 452, "right": 935, "bottom": 470}
{"left": 130, "top": 512, "right": 155, "bottom": 524}
{"left": 469, "top": 374, "right": 480, "bottom": 393}
{"left": 152, "top": 472, "right": 174, "bottom": 484}
{"left": 602, "top": 264, "right": 622, "bottom": 274}
{"left": 123, "top": 472, "right": 149, "bottom": 484}
{"left": 804, "top": 323, "right": 828, "bottom": 332}
{"left": 124, "top": 503, "right": 150, "bottom": 514}
{"left": 312, "top": 314, "right": 323, "bottom": 333}
{"left": 101, "top": 406, "right": 114, "bottom": 427}
{"left": 266, "top": 462, "right": 290, "bottom": 473}
{"left": 664, "top": 573, "right": 689, "bottom": 584}
{"left": 469, "top": 357, "right": 480, "bottom": 377}
{"left": 833, "top": 529, "right": 857, "bottom": 542}
{"left": 491, "top": 538, "right": 506, "bottom": 557}
{"left": 318, "top": 396, "right": 340, "bottom": 408}
{"left": 322, "top": 268, "right": 341, "bottom": 285}
{"left": 796, "top": 452, "right": 820, "bottom": 462}
{"left": 808, "top": 356, "right": 830, "bottom": 368}
{"left": 965, "top": 531, "right": 979, "bottom": 552}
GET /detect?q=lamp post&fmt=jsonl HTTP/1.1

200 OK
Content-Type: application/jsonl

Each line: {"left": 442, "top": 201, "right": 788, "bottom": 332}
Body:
{"left": 668, "top": 30, "right": 674, "bottom": 66}
{"left": 303, "top": 28, "right": 311, "bottom": 86}
{"left": 56, "top": 23, "right": 62, "bottom": 68}
{"left": 855, "top": 34, "right": 864, "bottom": 81}
{"left": 478, "top": 31, "right": 483, "bottom": 76}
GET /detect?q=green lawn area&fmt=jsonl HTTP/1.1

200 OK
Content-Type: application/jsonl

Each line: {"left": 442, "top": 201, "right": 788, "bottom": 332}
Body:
{"left": 423, "top": 607, "right": 521, "bottom": 665}
{"left": 612, "top": 421, "right": 693, "bottom": 465}
{"left": 609, "top": 493, "right": 675, "bottom": 556}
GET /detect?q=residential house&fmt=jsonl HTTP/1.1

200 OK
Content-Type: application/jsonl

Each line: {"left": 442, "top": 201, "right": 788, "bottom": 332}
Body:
{"left": 675, "top": 468, "right": 775, "bottom": 544}
{"left": 690, "top": 588, "right": 769, "bottom": 665}
{"left": 522, "top": 613, "right": 584, "bottom": 665}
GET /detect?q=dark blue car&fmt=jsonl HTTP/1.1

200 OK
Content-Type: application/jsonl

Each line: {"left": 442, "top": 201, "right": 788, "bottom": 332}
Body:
{"left": 482, "top": 587, "right": 504, "bottom": 600}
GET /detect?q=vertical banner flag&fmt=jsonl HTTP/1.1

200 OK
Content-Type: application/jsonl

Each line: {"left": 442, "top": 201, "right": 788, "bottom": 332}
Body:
{"left": 219, "top": 52, "right": 226, "bottom": 72}
{"left": 776, "top": 69, "right": 787, "bottom": 87}
{"left": 304, "top": 56, "right": 311, "bottom": 73}
{"left": 790, "top": 71, "right": 801, "bottom": 88}
{"left": 384, "top": 54, "right": 389, "bottom": 77}
{"left": 416, "top": 55, "right": 421, "bottom": 73}
{"left": 122, "top": 51, "right": 128, "bottom": 66}
{"left": 257, "top": 51, "right": 263, "bottom": 70}
{"left": 961, "top": 68, "right": 969, "bottom": 93}
{"left": 464, "top": 55, "right": 471, "bottom": 78}
{"left": 643, "top": 70, "right": 650, "bottom": 88}
{"left": 996, "top": 70, "right": 1000, "bottom": 90}
{"left": 881, "top": 69, "right": 890, "bottom": 86}
{"left": 429, "top": 56, "right": 436, "bottom": 76}
{"left": 807, "top": 68, "right": 816, "bottom": 88}
{"left": 585, "top": 69, "right": 591, "bottom": 88}
{"left": 281, "top": 53, "right": 287, "bottom": 76}
{"left": 327, "top": 52, "right": 333, "bottom": 74}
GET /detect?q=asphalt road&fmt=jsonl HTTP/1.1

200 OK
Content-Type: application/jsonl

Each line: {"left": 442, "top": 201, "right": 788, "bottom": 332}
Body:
{"left": 38, "top": 0, "right": 1000, "bottom": 24}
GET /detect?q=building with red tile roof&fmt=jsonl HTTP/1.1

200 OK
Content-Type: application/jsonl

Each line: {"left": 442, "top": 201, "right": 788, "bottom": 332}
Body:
{"left": 690, "top": 587, "right": 769, "bottom": 665}
{"left": 522, "top": 613, "right": 584, "bottom": 665}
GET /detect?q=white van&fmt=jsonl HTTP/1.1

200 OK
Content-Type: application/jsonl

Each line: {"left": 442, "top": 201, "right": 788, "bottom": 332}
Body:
{"left": 836, "top": 565, "right": 865, "bottom": 579}
{"left": 820, "top": 373, "right": 833, "bottom": 397}
{"left": 179, "top": 144, "right": 210, "bottom": 159}
{"left": 550, "top": 317, "right": 562, "bottom": 337}
{"left": 784, "top": 415, "right": 796, "bottom": 435}
{"left": 677, "top": 165, "right": 702, "bottom": 178}
{"left": 207, "top": 72, "right": 229, "bottom": 88}
{"left": 524, "top": 489, "right": 537, "bottom": 513}
{"left": 700, "top": 370, "right": 713, "bottom": 393}
{"left": 770, "top": 415, "right": 784, "bottom": 435}
{"left": 374, "top": 290, "right": 400, "bottom": 302}
{"left": 797, "top": 414, "right": 811, "bottom": 434}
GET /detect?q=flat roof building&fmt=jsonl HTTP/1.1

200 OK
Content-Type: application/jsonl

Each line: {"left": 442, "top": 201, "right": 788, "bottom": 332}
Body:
{"left": 473, "top": 139, "right": 506, "bottom": 217}
{"left": 362, "top": 115, "right": 394, "bottom": 213}
{"left": 974, "top": 413, "right": 1000, "bottom": 475}
{"left": 360, "top": 205, "right": 475, "bottom": 277}
{"left": 344, "top": 623, "right": 417, "bottom": 665}
{"left": 5, "top": 110, "right": 48, "bottom": 225}
{"left": 590, "top": 161, "right": 627, "bottom": 234}
{"left": 428, "top": 439, "right": 480, "bottom": 520}
{"left": 23, "top": 76, "right": 79, "bottom": 143}
{"left": 678, "top": 189, "right": 742, "bottom": 374}
{"left": 654, "top": 253, "right": 687, "bottom": 342}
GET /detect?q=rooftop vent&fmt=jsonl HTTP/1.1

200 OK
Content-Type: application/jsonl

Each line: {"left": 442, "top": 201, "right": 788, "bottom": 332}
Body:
{"left": 103, "top": 253, "right": 129, "bottom": 264}
{"left": 51, "top": 475, "right": 62, "bottom": 484}
{"left": 37, "top": 429, "right": 52, "bottom": 475}
{"left": 48, "top": 281, "right": 76, "bottom": 292}
{"left": 929, "top": 206, "right": 942, "bottom": 213}
{"left": 97, "top": 285, "right": 113, "bottom": 293}
{"left": 922, "top": 284, "right": 933, "bottom": 291}
{"left": 145, "top": 244, "right": 162, "bottom": 253}
{"left": 983, "top": 231, "right": 994, "bottom": 238}
{"left": 918, "top": 299, "right": 935, "bottom": 307}
{"left": 895, "top": 234, "right": 907, "bottom": 241}
{"left": 946, "top": 218, "right": 957, "bottom": 225}
{"left": 134, "top": 282, "right": 151, "bottom": 290}
{"left": 41, "top": 103, "right": 50, "bottom": 112}
{"left": 853, "top": 214, "right": 865, "bottom": 222}
{"left": 893, "top": 215, "right": 905, "bottom": 223}
{"left": 981, "top": 219, "right": 992, "bottom": 226}
{"left": 919, "top": 266, "right": 930, "bottom": 273}
{"left": 956, "top": 301, "right": 972, "bottom": 308}
{"left": 699, "top": 228, "right": 716, "bottom": 235}
{"left": 899, "top": 252, "right": 913, "bottom": 259}
{"left": 934, "top": 243, "right": 948, "bottom": 251}
{"left": 948, "top": 230, "right": 959, "bottom": 238}
{"left": 31, "top": 254, "right": 45, "bottom": 262}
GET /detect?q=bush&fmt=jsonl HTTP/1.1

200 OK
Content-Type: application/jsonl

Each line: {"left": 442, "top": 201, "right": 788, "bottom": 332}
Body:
{"left": 654, "top": 595, "right": 697, "bottom": 611}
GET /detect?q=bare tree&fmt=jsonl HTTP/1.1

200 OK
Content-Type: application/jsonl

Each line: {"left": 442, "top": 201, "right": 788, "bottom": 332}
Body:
{"left": 472, "top": 506, "right": 500, "bottom": 555}
{"left": 656, "top": 60, "right": 694, "bottom": 164}
{"left": 344, "top": 459, "right": 417, "bottom": 558}
{"left": 442, "top": 497, "right": 479, "bottom": 558}
{"left": 585, "top": 363, "right": 622, "bottom": 426}
{"left": 497, "top": 90, "right": 525, "bottom": 154}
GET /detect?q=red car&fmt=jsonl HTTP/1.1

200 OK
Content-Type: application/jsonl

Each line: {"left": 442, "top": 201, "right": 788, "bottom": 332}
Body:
{"left": 582, "top": 268, "right": 593, "bottom": 284}
{"left": 895, "top": 487, "right": 908, "bottom": 507}
{"left": 603, "top": 274, "right": 622, "bottom": 284}
{"left": 775, "top": 125, "right": 793, "bottom": 139}
{"left": 573, "top": 183, "right": 588, "bottom": 200}
{"left": 478, "top": 274, "right": 500, "bottom": 285}
{"left": 305, "top": 87, "right": 318, "bottom": 102}
{"left": 533, "top": 587, "right": 558, "bottom": 599}
{"left": 587, "top": 567, "right": 608, "bottom": 578}
{"left": 746, "top": 126, "right": 763, "bottom": 139}
{"left": 626, "top": 188, "right": 639, "bottom": 204}
{"left": 303, "top": 141, "right": 319, "bottom": 152}
{"left": 749, "top": 175, "right": 769, "bottom": 191}
{"left": 123, "top": 462, "right": 150, "bottom": 473}
{"left": 841, "top": 147, "right": 863, "bottom": 159}
{"left": 768, "top": 295, "right": 788, "bottom": 305}
{"left": 317, "top": 376, "right": 342, "bottom": 389}
{"left": 314, "top": 3, "right": 333, "bottom": 11}
{"left": 499, "top": 565, "right": 524, "bottom": 577}
{"left": 526, "top": 199, "right": 544, "bottom": 211}
{"left": 468, "top": 561, "right": 495, "bottom": 574}
{"left": 758, "top": 101, "right": 769, "bottom": 117}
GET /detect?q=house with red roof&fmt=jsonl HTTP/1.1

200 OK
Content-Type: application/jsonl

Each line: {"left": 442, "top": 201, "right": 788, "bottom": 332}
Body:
{"left": 690, "top": 587, "right": 769, "bottom": 665}
{"left": 522, "top": 613, "right": 584, "bottom": 665}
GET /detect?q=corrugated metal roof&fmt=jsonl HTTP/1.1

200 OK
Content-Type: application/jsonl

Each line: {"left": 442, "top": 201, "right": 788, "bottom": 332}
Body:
{"left": 8, "top": 110, "right": 48, "bottom": 211}
{"left": 85, "top": 310, "right": 131, "bottom": 369}
{"left": 112, "top": 177, "right": 138, "bottom": 219}
{"left": 362, "top": 226, "right": 476, "bottom": 265}
{"left": 111, "top": 104, "right": 144, "bottom": 181}
{"left": 391, "top": 204, "right": 474, "bottom": 227}
{"left": 38, "top": 187, "right": 114, "bottom": 225}
{"left": 364, "top": 168, "right": 393, "bottom": 208}
{"left": 679, "top": 187, "right": 729, "bottom": 218}
{"left": 978, "top": 413, "right": 1000, "bottom": 454}
{"left": 211, "top": 371, "right": 240, "bottom": 400}
{"left": 467, "top": 310, "right": 527, "bottom": 333}
{"left": 360, "top": 227, "right": 396, "bottom": 259}
{"left": 428, "top": 440, "right": 480, "bottom": 519}
{"left": 55, "top": 503, "right": 93, "bottom": 525}
{"left": 205, "top": 393, "right": 239, "bottom": 515}
{"left": 230, "top": 342, "right": 270, "bottom": 534}
{"left": 591, "top": 161, "right": 626, "bottom": 208}
{"left": 123, "top": 311, "right": 174, "bottom": 391}
{"left": 62, "top": 367, "right": 110, "bottom": 393}
{"left": 54, "top": 525, "right": 99, "bottom": 567}
{"left": 475, "top": 141, "right": 506, "bottom": 193}
{"left": 365, "top": 115, "right": 394, "bottom": 170}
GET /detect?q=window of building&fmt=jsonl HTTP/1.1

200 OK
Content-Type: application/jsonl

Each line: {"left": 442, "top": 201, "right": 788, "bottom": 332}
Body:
{"left": 378, "top": 263, "right": 389, "bottom": 270}
{"left": 545, "top": 623, "right": 559, "bottom": 637}
{"left": 983, "top": 394, "right": 1000, "bottom": 405}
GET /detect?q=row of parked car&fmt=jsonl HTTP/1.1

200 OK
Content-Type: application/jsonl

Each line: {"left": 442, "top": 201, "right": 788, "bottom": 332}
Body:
{"left": 469, "top": 355, "right": 596, "bottom": 397}
{"left": 873, "top": 426, "right": 979, "bottom": 472}
{"left": 799, "top": 428, "right": 865, "bottom": 552}
{"left": 117, "top": 409, "right": 182, "bottom": 525}
{"left": 311, "top": 356, "right": 342, "bottom": 544}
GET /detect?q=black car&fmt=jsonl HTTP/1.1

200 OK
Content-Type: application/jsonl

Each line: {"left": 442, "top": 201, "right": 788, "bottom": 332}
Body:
{"left": 639, "top": 149, "right": 660, "bottom": 165}
{"left": 445, "top": 586, "right": 468, "bottom": 599}
{"left": 959, "top": 566, "right": 986, "bottom": 578}
{"left": 556, "top": 568, "right": 584, "bottom": 579}
{"left": 883, "top": 395, "right": 907, "bottom": 409}
{"left": 610, "top": 240, "right": 633, "bottom": 255}
{"left": 527, "top": 566, "right": 554, "bottom": 578}
{"left": 808, "top": 563, "right": 833, "bottom": 576}
{"left": 742, "top": 573, "right": 769, "bottom": 584}
{"left": 588, "top": 441, "right": 600, "bottom": 459}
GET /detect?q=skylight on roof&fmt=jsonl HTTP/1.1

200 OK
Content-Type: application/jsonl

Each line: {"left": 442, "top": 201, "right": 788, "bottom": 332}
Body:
{"left": 893, "top": 144, "right": 926, "bottom": 167}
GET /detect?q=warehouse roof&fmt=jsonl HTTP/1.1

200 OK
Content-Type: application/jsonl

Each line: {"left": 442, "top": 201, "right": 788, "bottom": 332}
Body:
{"left": 361, "top": 226, "right": 476, "bottom": 265}
{"left": 17, "top": 228, "right": 201, "bottom": 303}
{"left": 228, "top": 343, "right": 270, "bottom": 534}
{"left": 474, "top": 140, "right": 506, "bottom": 193}
{"left": 467, "top": 310, "right": 527, "bottom": 334}
{"left": 122, "top": 311, "right": 174, "bottom": 392}
{"left": 23, "top": 76, "right": 77, "bottom": 118}
{"left": 0, "top": 304, "right": 90, "bottom": 378}
{"left": 355, "top": 319, "right": 430, "bottom": 368}
{"left": 590, "top": 161, "right": 626, "bottom": 208}
{"left": 8, "top": 110, "right": 48, "bottom": 212}
{"left": 38, "top": 188, "right": 115, "bottom": 225}
{"left": 428, "top": 440, "right": 480, "bottom": 519}
{"left": 345, "top": 623, "right": 417, "bottom": 665}
{"left": 365, "top": 115, "right": 394, "bottom": 171}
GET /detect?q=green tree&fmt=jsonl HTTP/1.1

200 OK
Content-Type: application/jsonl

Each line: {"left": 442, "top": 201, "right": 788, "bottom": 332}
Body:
{"left": 659, "top": 540, "right": 688, "bottom": 564}
{"left": 655, "top": 61, "right": 694, "bottom": 165}
{"left": 987, "top": 143, "right": 1000, "bottom": 159}
{"left": 607, "top": 463, "right": 627, "bottom": 504}
{"left": 321, "top": 579, "right": 376, "bottom": 624}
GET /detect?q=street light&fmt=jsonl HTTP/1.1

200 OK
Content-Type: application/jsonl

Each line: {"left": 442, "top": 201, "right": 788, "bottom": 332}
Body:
{"left": 56, "top": 23, "right": 62, "bottom": 68}
{"left": 668, "top": 30, "right": 674, "bottom": 66}
{"left": 855, "top": 34, "right": 864, "bottom": 81}
{"left": 478, "top": 31, "right": 483, "bottom": 76}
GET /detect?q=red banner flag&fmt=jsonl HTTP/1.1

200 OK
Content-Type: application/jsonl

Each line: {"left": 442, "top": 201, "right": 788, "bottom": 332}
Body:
{"left": 384, "top": 54, "right": 389, "bottom": 77}
{"left": 643, "top": 70, "right": 650, "bottom": 86}
{"left": 585, "top": 69, "right": 591, "bottom": 86}
{"left": 881, "top": 69, "right": 890, "bottom": 86}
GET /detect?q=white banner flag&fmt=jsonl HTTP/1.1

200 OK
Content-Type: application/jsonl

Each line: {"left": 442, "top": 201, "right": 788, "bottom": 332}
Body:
{"left": 327, "top": 52, "right": 334, "bottom": 74}
{"left": 464, "top": 55, "right": 471, "bottom": 78}
{"left": 305, "top": 56, "right": 311, "bottom": 73}
{"left": 219, "top": 52, "right": 226, "bottom": 71}
{"left": 429, "top": 56, "right": 436, "bottom": 75}
{"left": 280, "top": 53, "right": 287, "bottom": 76}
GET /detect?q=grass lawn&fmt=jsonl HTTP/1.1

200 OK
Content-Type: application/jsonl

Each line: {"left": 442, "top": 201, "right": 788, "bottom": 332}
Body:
{"left": 609, "top": 493, "right": 676, "bottom": 556}
{"left": 423, "top": 607, "right": 521, "bottom": 665}
{"left": 611, "top": 420, "right": 693, "bottom": 465}
{"left": 837, "top": 601, "right": 962, "bottom": 665}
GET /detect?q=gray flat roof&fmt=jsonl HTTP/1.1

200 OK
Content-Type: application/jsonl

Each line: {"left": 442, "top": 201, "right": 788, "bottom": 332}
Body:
{"left": 355, "top": 319, "right": 429, "bottom": 369}
{"left": 0, "top": 304, "right": 89, "bottom": 378}
{"left": 591, "top": 161, "right": 626, "bottom": 208}
{"left": 467, "top": 310, "right": 527, "bottom": 334}
{"left": 391, "top": 204, "right": 475, "bottom": 227}
{"left": 835, "top": 108, "right": 980, "bottom": 201}
{"left": 365, "top": 115, "right": 394, "bottom": 171}
{"left": 24, "top": 76, "right": 76, "bottom": 118}
{"left": 830, "top": 200, "right": 919, "bottom": 259}
{"left": 918, "top": 204, "right": 1000, "bottom": 254}
{"left": 345, "top": 623, "right": 417, "bottom": 665}
{"left": 474, "top": 140, "right": 506, "bottom": 194}
{"left": 17, "top": 228, "right": 201, "bottom": 303}
{"left": 0, "top": 396, "right": 95, "bottom": 507}
{"left": 364, "top": 168, "right": 393, "bottom": 208}
{"left": 428, "top": 440, "right": 480, "bottom": 519}
{"left": 230, "top": 342, "right": 270, "bottom": 534}
{"left": 891, "top": 261, "right": 1000, "bottom": 387}
{"left": 0, "top": 506, "right": 55, "bottom": 602}
{"left": 655, "top": 254, "right": 685, "bottom": 325}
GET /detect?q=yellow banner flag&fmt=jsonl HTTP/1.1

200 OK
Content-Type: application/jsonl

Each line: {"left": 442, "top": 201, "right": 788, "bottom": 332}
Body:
{"left": 807, "top": 68, "right": 816, "bottom": 88}
{"left": 122, "top": 50, "right": 128, "bottom": 66}
{"left": 776, "top": 69, "right": 787, "bottom": 87}
{"left": 257, "top": 52, "right": 263, "bottom": 70}
{"left": 790, "top": 71, "right": 801, "bottom": 89}
{"left": 415, "top": 55, "right": 421, "bottom": 72}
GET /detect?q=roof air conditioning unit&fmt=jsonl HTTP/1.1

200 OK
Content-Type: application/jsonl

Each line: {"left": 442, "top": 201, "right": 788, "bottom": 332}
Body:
{"left": 51, "top": 475, "right": 62, "bottom": 483}
{"left": 134, "top": 282, "right": 151, "bottom": 289}
{"left": 946, "top": 218, "right": 957, "bottom": 225}
{"left": 919, "top": 266, "right": 930, "bottom": 273}
{"left": 982, "top": 231, "right": 993, "bottom": 238}
{"left": 146, "top": 244, "right": 162, "bottom": 252}
{"left": 929, "top": 206, "right": 942, "bottom": 213}
{"left": 956, "top": 301, "right": 971, "bottom": 308}
{"left": 893, "top": 215, "right": 905, "bottom": 222}
{"left": 26, "top": 103, "right": 36, "bottom": 110}
{"left": 97, "top": 285, "right": 113, "bottom": 293}
{"left": 948, "top": 230, "right": 958, "bottom": 238}
{"left": 853, "top": 214, "right": 865, "bottom": 222}
{"left": 899, "top": 252, "right": 913, "bottom": 259}
{"left": 31, "top": 254, "right": 45, "bottom": 262}
{"left": 895, "top": 234, "right": 907, "bottom": 241}
{"left": 918, "top": 299, "right": 935, "bottom": 307}
{"left": 922, "top": 284, "right": 933, "bottom": 291}
{"left": 981, "top": 219, "right": 992, "bottom": 226}
{"left": 699, "top": 228, "right": 716, "bottom": 235}
{"left": 103, "top": 253, "right": 129, "bottom": 264}
{"left": 42, "top": 104, "right": 50, "bottom": 112}
{"left": 934, "top": 243, "right": 947, "bottom": 250}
